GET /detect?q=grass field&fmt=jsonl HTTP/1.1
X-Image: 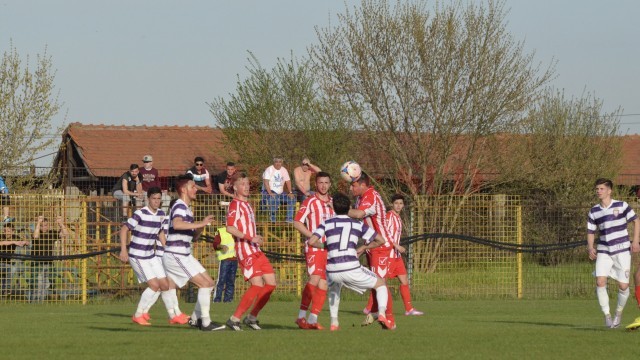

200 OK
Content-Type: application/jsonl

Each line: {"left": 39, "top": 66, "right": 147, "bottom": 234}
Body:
{"left": 2, "top": 299, "right": 640, "bottom": 359}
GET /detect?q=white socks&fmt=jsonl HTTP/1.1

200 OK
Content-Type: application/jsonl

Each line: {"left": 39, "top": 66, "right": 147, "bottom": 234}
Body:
{"left": 328, "top": 282, "right": 342, "bottom": 320}
{"left": 616, "top": 288, "right": 630, "bottom": 313}
{"left": 596, "top": 286, "right": 610, "bottom": 314}
{"left": 375, "top": 286, "right": 389, "bottom": 316}
{"left": 161, "top": 289, "right": 180, "bottom": 318}
{"left": 135, "top": 288, "right": 158, "bottom": 317}
{"left": 142, "top": 290, "right": 161, "bottom": 314}
{"left": 197, "top": 287, "right": 213, "bottom": 327}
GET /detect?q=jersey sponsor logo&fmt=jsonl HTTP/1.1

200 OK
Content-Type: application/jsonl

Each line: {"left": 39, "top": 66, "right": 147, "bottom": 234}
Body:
{"left": 308, "top": 255, "right": 315, "bottom": 264}
{"left": 228, "top": 210, "right": 236, "bottom": 217}
{"left": 243, "top": 267, "right": 254, "bottom": 279}
{"left": 377, "top": 266, "right": 388, "bottom": 278}
{"left": 379, "top": 257, "right": 388, "bottom": 266}
{"left": 308, "top": 264, "right": 316, "bottom": 275}
{"left": 245, "top": 257, "right": 253, "bottom": 266}
{"left": 613, "top": 209, "right": 620, "bottom": 217}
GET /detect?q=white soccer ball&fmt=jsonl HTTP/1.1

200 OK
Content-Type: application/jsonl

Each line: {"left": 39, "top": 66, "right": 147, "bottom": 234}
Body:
{"left": 340, "top": 161, "right": 362, "bottom": 183}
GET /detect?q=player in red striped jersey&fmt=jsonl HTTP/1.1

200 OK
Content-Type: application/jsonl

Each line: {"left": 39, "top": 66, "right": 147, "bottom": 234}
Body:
{"left": 364, "top": 194, "right": 424, "bottom": 316}
{"left": 293, "top": 171, "right": 334, "bottom": 330}
{"left": 348, "top": 172, "right": 396, "bottom": 325}
{"left": 224, "top": 172, "right": 276, "bottom": 331}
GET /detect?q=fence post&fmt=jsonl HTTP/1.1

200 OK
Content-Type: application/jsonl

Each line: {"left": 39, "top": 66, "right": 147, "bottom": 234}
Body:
{"left": 517, "top": 205, "right": 523, "bottom": 299}
{"left": 81, "top": 200, "right": 88, "bottom": 305}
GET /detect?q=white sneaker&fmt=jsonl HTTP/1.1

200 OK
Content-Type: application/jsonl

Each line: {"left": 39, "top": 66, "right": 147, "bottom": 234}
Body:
{"left": 605, "top": 314, "right": 613, "bottom": 328}
{"left": 611, "top": 312, "right": 622, "bottom": 328}
{"left": 405, "top": 308, "right": 424, "bottom": 316}
{"left": 361, "top": 313, "right": 375, "bottom": 326}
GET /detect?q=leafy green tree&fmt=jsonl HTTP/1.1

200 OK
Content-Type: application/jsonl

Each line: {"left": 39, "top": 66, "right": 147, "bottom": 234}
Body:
{"left": 209, "top": 52, "right": 357, "bottom": 182}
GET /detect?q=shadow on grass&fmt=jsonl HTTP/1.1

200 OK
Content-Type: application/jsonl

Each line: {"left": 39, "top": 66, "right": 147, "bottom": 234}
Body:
{"left": 485, "top": 320, "right": 607, "bottom": 331}
{"left": 94, "top": 313, "right": 130, "bottom": 318}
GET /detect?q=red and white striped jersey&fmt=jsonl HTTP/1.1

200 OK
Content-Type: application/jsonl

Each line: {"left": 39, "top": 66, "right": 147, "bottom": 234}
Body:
{"left": 386, "top": 211, "right": 402, "bottom": 259}
{"left": 226, "top": 198, "right": 261, "bottom": 261}
{"left": 294, "top": 194, "right": 335, "bottom": 253}
{"left": 355, "top": 186, "right": 392, "bottom": 249}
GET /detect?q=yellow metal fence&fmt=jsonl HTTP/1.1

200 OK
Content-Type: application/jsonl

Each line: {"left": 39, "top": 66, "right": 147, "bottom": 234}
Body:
{"left": 0, "top": 192, "right": 614, "bottom": 303}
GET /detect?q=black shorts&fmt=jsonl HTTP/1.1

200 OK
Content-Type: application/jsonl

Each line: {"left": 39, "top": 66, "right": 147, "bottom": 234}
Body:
{"left": 0, "top": 194, "right": 9, "bottom": 206}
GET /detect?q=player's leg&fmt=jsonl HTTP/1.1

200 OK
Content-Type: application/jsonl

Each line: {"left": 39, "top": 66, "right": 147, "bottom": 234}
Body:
{"left": 307, "top": 276, "right": 327, "bottom": 329}
{"left": 161, "top": 254, "right": 189, "bottom": 323}
{"left": 611, "top": 252, "right": 632, "bottom": 328}
{"left": 396, "top": 258, "right": 424, "bottom": 315}
{"left": 594, "top": 254, "right": 613, "bottom": 326}
{"left": 247, "top": 265, "right": 276, "bottom": 327}
{"left": 228, "top": 256, "right": 263, "bottom": 330}
{"left": 635, "top": 266, "right": 640, "bottom": 308}
{"left": 327, "top": 279, "right": 342, "bottom": 331}
{"left": 189, "top": 270, "right": 218, "bottom": 329}
{"left": 306, "top": 252, "right": 328, "bottom": 329}
{"left": 297, "top": 252, "right": 318, "bottom": 327}
{"left": 141, "top": 276, "right": 169, "bottom": 320}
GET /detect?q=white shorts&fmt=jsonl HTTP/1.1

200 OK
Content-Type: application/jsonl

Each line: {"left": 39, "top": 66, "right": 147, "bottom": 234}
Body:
{"left": 595, "top": 251, "right": 631, "bottom": 283}
{"left": 162, "top": 253, "right": 207, "bottom": 288}
{"left": 129, "top": 256, "right": 166, "bottom": 284}
{"left": 327, "top": 266, "right": 378, "bottom": 294}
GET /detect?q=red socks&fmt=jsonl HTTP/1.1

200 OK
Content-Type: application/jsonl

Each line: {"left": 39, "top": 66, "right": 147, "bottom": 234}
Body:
{"left": 310, "top": 288, "right": 327, "bottom": 315}
{"left": 400, "top": 284, "right": 413, "bottom": 312}
{"left": 300, "top": 283, "right": 315, "bottom": 311}
{"left": 250, "top": 284, "right": 276, "bottom": 317}
{"left": 233, "top": 285, "right": 262, "bottom": 319}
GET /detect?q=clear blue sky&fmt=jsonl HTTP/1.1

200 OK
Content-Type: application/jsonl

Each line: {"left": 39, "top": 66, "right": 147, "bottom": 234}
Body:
{"left": 1, "top": 0, "right": 639, "bottom": 165}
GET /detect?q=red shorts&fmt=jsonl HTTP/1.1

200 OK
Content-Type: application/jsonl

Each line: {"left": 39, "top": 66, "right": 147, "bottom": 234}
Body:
{"left": 239, "top": 252, "right": 274, "bottom": 281}
{"left": 368, "top": 247, "right": 392, "bottom": 279}
{"left": 387, "top": 257, "right": 407, "bottom": 278}
{"left": 305, "top": 250, "right": 327, "bottom": 280}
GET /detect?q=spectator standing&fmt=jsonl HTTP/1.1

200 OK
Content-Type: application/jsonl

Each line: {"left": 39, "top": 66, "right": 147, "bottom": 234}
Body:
{"left": 112, "top": 164, "right": 144, "bottom": 220}
{"left": 0, "top": 223, "right": 29, "bottom": 295}
{"left": 212, "top": 227, "right": 237, "bottom": 303}
{"left": 139, "top": 155, "right": 170, "bottom": 211}
{"left": 293, "top": 158, "right": 321, "bottom": 202}
{"left": 30, "top": 216, "right": 69, "bottom": 302}
{"left": 262, "top": 157, "right": 296, "bottom": 222}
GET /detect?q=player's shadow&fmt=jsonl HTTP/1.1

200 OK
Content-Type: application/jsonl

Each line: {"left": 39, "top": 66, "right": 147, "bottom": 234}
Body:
{"left": 86, "top": 326, "right": 136, "bottom": 332}
{"left": 486, "top": 320, "right": 609, "bottom": 331}
{"left": 94, "top": 313, "right": 130, "bottom": 319}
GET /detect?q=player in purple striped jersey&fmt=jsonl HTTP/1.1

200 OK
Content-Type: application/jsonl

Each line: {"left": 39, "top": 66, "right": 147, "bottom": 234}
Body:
{"left": 587, "top": 178, "right": 640, "bottom": 328}
{"left": 119, "top": 187, "right": 184, "bottom": 326}
{"left": 307, "top": 192, "right": 395, "bottom": 331}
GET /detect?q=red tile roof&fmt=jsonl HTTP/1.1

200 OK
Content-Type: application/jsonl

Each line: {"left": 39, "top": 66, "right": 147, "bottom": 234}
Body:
{"left": 63, "top": 123, "right": 235, "bottom": 177}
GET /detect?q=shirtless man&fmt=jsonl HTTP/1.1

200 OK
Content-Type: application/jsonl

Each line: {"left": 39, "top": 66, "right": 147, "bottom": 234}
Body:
{"left": 293, "top": 158, "right": 321, "bottom": 202}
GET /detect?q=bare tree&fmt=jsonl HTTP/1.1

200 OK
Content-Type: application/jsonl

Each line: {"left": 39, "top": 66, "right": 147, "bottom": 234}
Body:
{"left": 0, "top": 44, "right": 62, "bottom": 189}
{"left": 209, "top": 52, "right": 357, "bottom": 181}
{"left": 309, "top": 0, "right": 555, "bottom": 272}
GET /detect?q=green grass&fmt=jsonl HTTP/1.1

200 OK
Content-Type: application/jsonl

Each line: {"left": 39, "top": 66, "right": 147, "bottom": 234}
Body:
{"left": 2, "top": 299, "right": 640, "bottom": 359}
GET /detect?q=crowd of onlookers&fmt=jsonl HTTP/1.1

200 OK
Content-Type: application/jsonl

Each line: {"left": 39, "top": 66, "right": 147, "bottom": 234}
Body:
{"left": 111, "top": 155, "right": 321, "bottom": 223}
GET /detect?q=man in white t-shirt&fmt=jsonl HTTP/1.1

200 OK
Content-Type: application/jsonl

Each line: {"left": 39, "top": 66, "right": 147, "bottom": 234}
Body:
{"left": 261, "top": 157, "right": 296, "bottom": 222}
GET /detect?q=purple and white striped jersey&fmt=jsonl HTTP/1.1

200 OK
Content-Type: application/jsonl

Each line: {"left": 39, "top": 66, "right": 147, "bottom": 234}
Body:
{"left": 312, "top": 215, "right": 377, "bottom": 273}
{"left": 587, "top": 199, "right": 637, "bottom": 255}
{"left": 126, "top": 206, "right": 166, "bottom": 260}
{"left": 164, "top": 199, "right": 196, "bottom": 256}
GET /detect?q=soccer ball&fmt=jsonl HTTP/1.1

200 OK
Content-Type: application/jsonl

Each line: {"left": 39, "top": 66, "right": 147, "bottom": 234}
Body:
{"left": 340, "top": 161, "right": 362, "bottom": 183}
